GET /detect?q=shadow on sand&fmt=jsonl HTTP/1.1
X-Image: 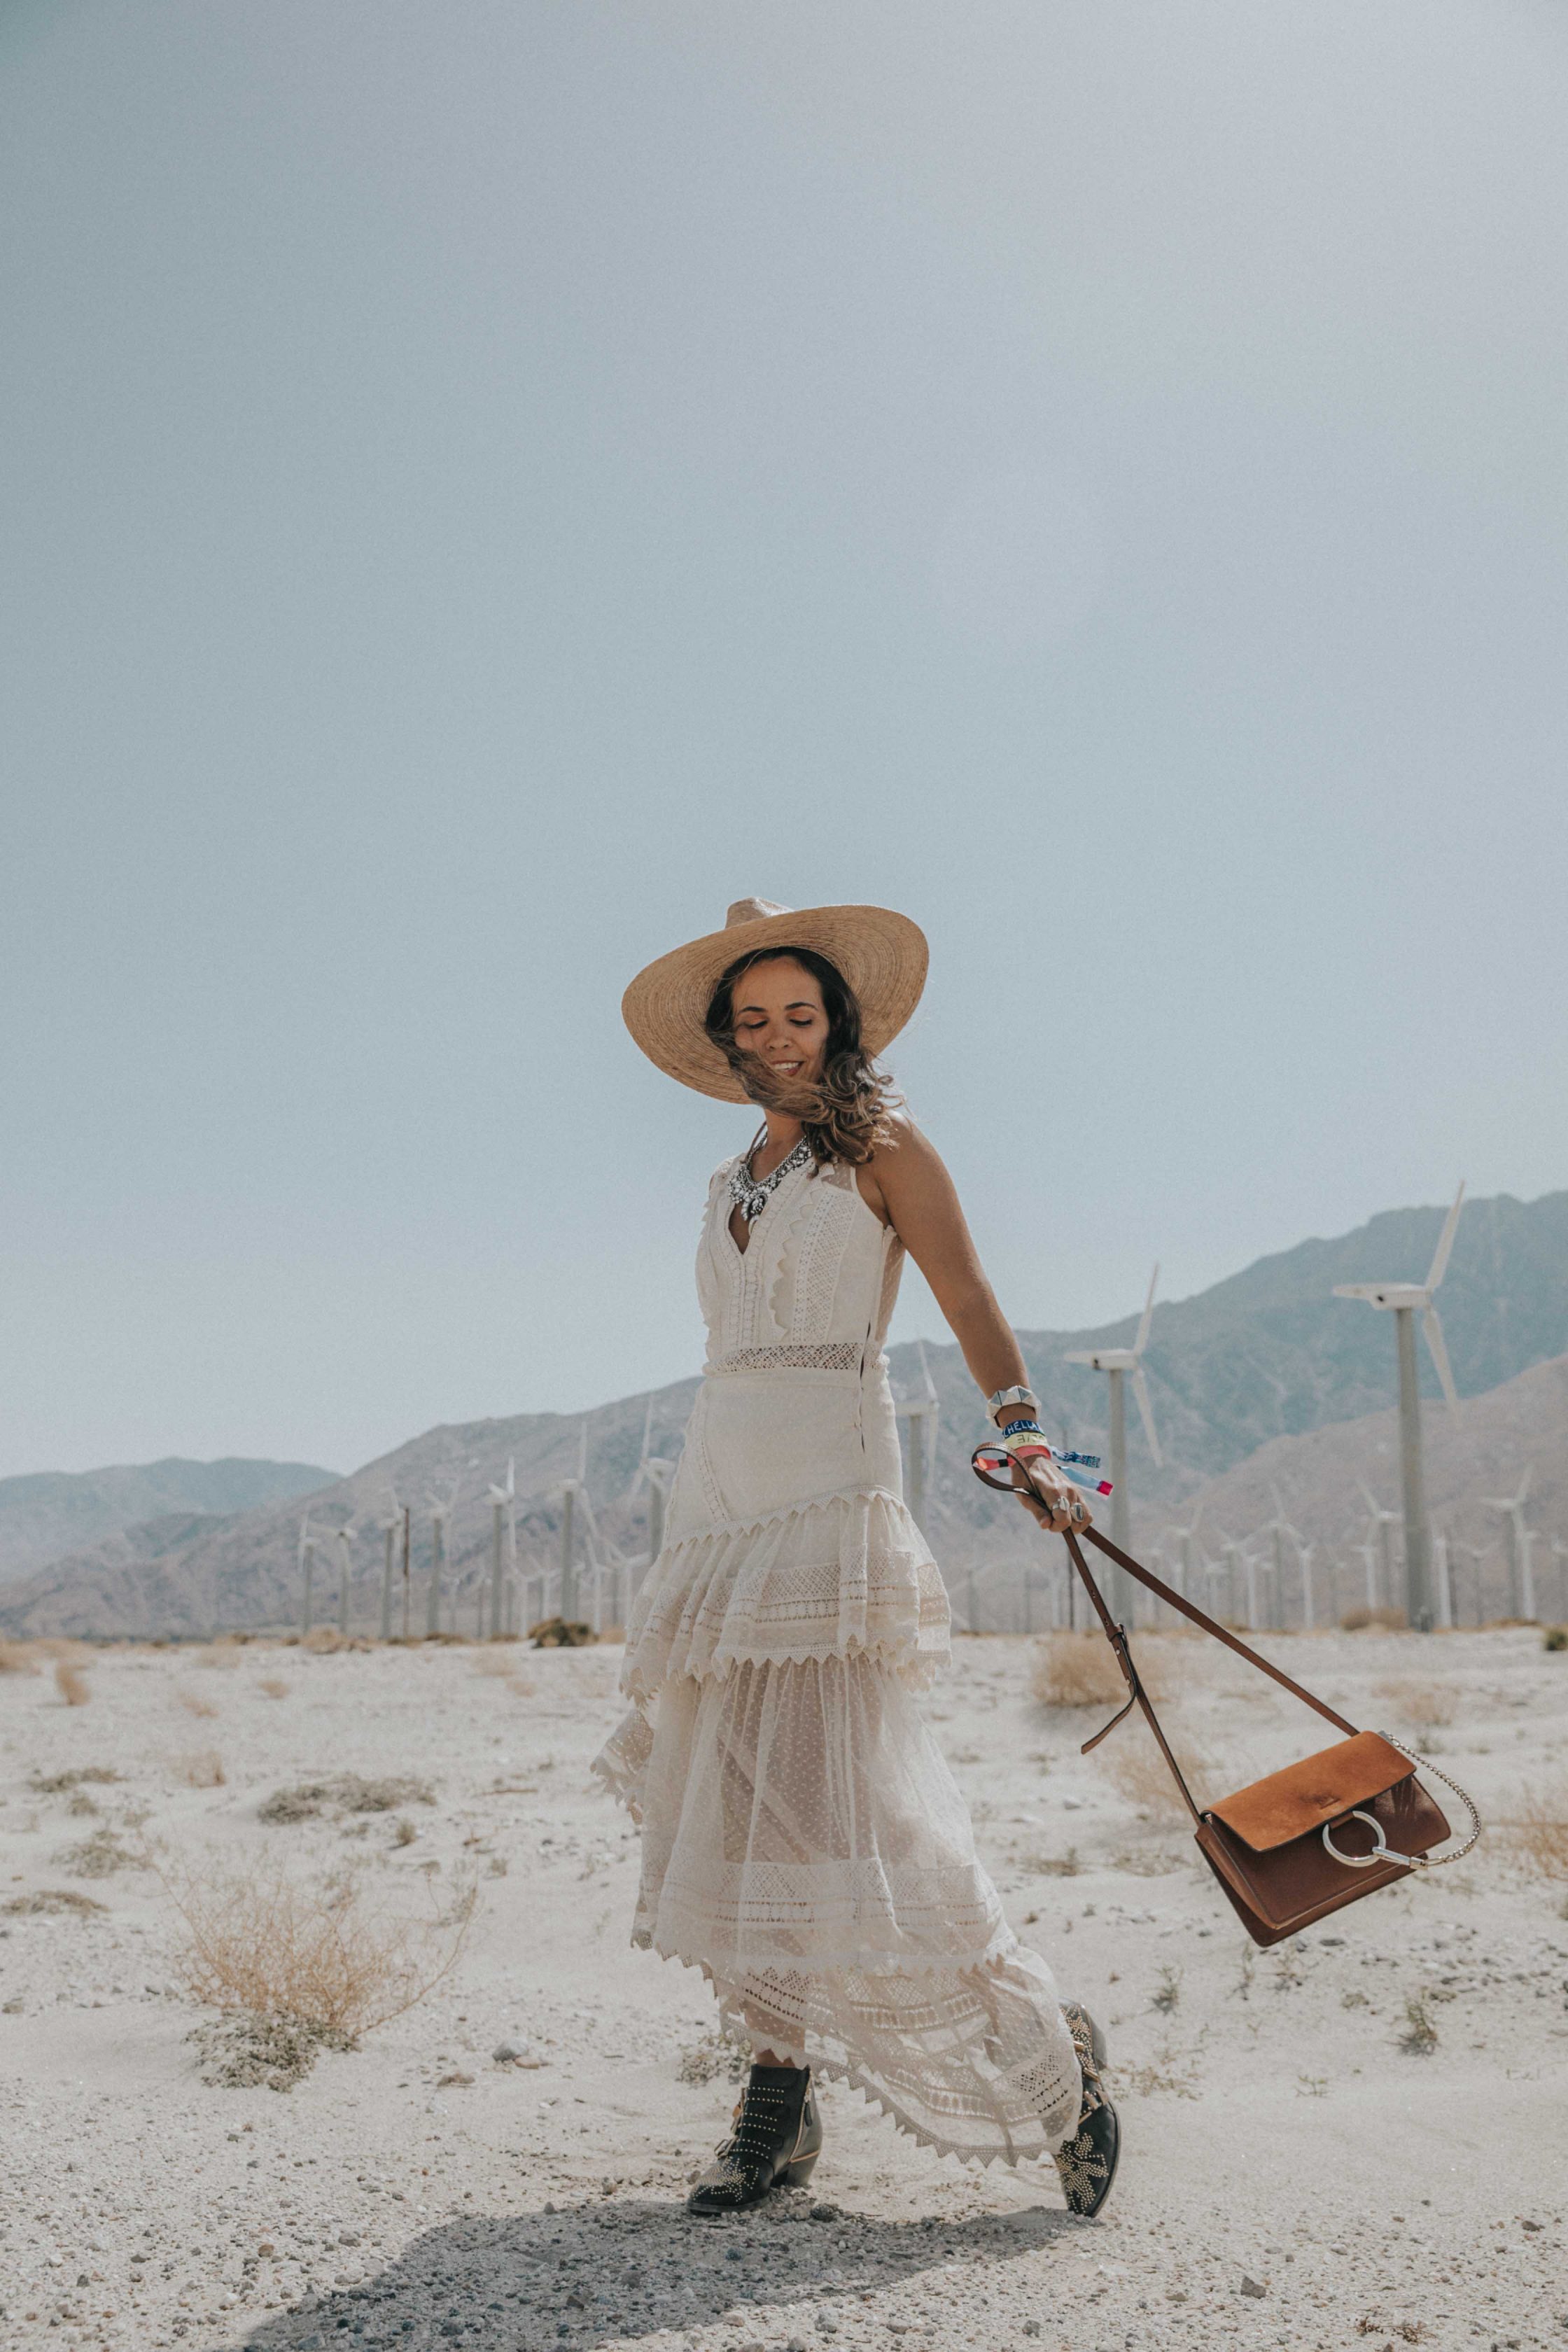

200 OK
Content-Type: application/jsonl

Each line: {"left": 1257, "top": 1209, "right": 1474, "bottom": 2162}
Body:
{"left": 225, "top": 2188, "right": 1082, "bottom": 2350}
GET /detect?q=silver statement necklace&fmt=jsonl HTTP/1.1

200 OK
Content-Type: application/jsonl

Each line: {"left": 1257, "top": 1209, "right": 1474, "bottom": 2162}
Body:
{"left": 727, "top": 1133, "right": 811, "bottom": 1224}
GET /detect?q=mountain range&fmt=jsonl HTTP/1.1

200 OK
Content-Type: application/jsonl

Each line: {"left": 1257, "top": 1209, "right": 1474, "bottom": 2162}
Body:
{"left": 2, "top": 1189, "right": 1563, "bottom": 1639}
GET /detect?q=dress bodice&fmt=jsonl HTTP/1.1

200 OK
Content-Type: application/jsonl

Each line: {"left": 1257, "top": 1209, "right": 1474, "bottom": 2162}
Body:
{"left": 696, "top": 1149, "right": 905, "bottom": 1373}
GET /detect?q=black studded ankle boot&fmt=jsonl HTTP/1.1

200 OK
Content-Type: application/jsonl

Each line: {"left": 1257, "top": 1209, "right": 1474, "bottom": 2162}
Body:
{"left": 1052, "top": 2003, "right": 1120, "bottom": 2219}
{"left": 686, "top": 2062, "right": 822, "bottom": 2216}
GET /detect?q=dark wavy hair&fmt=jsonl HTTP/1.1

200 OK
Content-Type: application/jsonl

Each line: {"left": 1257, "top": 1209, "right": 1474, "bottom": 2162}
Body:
{"left": 704, "top": 945, "right": 902, "bottom": 1169}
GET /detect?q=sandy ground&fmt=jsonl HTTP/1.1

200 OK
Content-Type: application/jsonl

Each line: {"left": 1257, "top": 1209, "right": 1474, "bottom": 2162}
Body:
{"left": 1, "top": 1626, "right": 1564, "bottom": 2352}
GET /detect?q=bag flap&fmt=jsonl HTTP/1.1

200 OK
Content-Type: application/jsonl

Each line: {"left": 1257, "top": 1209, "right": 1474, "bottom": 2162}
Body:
{"left": 1206, "top": 1730, "right": 1413, "bottom": 1854}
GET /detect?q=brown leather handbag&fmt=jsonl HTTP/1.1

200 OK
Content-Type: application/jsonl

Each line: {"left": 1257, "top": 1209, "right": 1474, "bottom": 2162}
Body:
{"left": 976, "top": 1464, "right": 1482, "bottom": 1945}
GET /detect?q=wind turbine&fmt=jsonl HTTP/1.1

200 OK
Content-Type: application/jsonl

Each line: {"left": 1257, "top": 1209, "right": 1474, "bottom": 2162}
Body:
{"left": 558, "top": 1422, "right": 589, "bottom": 1624}
{"left": 897, "top": 1341, "right": 941, "bottom": 1537}
{"left": 1481, "top": 1465, "right": 1537, "bottom": 1622}
{"left": 425, "top": 1475, "right": 461, "bottom": 1638}
{"left": 486, "top": 1458, "right": 516, "bottom": 1642}
{"left": 1334, "top": 1182, "right": 1465, "bottom": 1631}
{"left": 1358, "top": 1485, "right": 1401, "bottom": 1613}
{"left": 298, "top": 1517, "right": 317, "bottom": 1637}
{"left": 1431, "top": 1529, "right": 1453, "bottom": 1630}
{"left": 335, "top": 1521, "right": 356, "bottom": 1634}
{"left": 379, "top": 1494, "right": 402, "bottom": 1642}
{"left": 626, "top": 1399, "right": 677, "bottom": 1595}
{"left": 1268, "top": 1488, "right": 1314, "bottom": 1632}
{"left": 1064, "top": 1263, "right": 1163, "bottom": 1623}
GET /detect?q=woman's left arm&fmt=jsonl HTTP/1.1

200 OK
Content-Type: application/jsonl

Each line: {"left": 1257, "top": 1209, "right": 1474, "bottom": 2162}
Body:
{"left": 860, "top": 1120, "right": 1087, "bottom": 1531}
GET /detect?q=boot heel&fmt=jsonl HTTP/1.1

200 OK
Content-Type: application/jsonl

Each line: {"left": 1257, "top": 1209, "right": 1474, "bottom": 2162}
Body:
{"left": 782, "top": 2151, "right": 820, "bottom": 2186}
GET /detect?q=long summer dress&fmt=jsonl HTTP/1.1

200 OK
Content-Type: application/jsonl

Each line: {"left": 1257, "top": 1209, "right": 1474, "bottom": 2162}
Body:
{"left": 592, "top": 1146, "right": 1084, "bottom": 2165}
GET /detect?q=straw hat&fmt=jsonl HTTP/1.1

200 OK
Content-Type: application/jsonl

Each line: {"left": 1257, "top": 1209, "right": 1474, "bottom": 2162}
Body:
{"left": 622, "top": 897, "right": 928, "bottom": 1102}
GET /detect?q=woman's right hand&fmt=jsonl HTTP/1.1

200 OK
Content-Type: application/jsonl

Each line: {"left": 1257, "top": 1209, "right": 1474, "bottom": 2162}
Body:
{"left": 1010, "top": 1455, "right": 1093, "bottom": 1535}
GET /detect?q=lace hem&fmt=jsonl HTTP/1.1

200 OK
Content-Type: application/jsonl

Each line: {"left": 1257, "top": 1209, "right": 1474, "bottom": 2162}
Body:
{"left": 621, "top": 1487, "right": 950, "bottom": 1702}
{"left": 627, "top": 1940, "right": 1084, "bottom": 2166}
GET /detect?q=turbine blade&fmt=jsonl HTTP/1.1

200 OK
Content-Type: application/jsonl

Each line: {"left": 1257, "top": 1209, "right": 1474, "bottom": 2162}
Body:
{"left": 1518, "top": 1461, "right": 1533, "bottom": 1507}
{"left": 1422, "top": 1308, "right": 1460, "bottom": 1414}
{"left": 1135, "top": 1263, "right": 1159, "bottom": 1355}
{"left": 1063, "top": 1351, "right": 1098, "bottom": 1366}
{"left": 1132, "top": 1366, "right": 1163, "bottom": 1467}
{"left": 1424, "top": 1180, "right": 1466, "bottom": 1293}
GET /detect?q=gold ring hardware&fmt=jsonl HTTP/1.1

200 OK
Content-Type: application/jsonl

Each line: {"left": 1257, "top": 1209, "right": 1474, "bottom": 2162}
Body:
{"left": 1320, "top": 1808, "right": 1404, "bottom": 1869}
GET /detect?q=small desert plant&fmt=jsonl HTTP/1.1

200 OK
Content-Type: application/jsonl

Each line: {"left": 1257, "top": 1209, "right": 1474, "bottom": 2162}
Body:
{"left": 157, "top": 1850, "right": 477, "bottom": 2040}
{"left": 1031, "top": 1632, "right": 1163, "bottom": 1710}
{"left": 58, "top": 1827, "right": 138, "bottom": 1878}
{"left": 1397, "top": 1994, "right": 1438, "bottom": 2055}
{"left": 528, "top": 1616, "right": 597, "bottom": 1648}
{"left": 2, "top": 1886, "right": 106, "bottom": 1916}
{"left": 175, "top": 1688, "right": 220, "bottom": 1718}
{"left": 300, "top": 1626, "right": 362, "bottom": 1655}
{"left": 1150, "top": 1964, "right": 1183, "bottom": 2014}
{"left": 1544, "top": 1627, "right": 1568, "bottom": 1653}
{"left": 197, "top": 1641, "right": 241, "bottom": 1670}
{"left": 29, "top": 1765, "right": 120, "bottom": 1795}
{"left": 1500, "top": 1777, "right": 1568, "bottom": 1881}
{"left": 258, "top": 1772, "right": 435, "bottom": 1826}
{"left": 176, "top": 1749, "right": 226, "bottom": 1788}
{"left": 258, "top": 1676, "right": 290, "bottom": 1699}
{"left": 677, "top": 2026, "right": 752, "bottom": 2085}
{"left": 189, "top": 2010, "right": 353, "bottom": 2092}
{"left": 55, "top": 1660, "right": 91, "bottom": 1706}
{"left": 1340, "top": 1605, "right": 1408, "bottom": 1632}
{"left": 1373, "top": 1678, "right": 1460, "bottom": 1731}
{"left": 0, "top": 1641, "right": 41, "bottom": 1674}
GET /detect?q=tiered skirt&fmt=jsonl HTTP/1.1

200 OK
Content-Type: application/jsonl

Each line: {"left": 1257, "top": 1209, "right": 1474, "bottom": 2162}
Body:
{"left": 591, "top": 1371, "right": 1082, "bottom": 2163}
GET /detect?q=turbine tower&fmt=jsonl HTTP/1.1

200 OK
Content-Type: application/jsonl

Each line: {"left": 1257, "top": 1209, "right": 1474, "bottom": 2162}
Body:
{"left": 1480, "top": 1465, "right": 1537, "bottom": 1621}
{"left": 425, "top": 1475, "right": 461, "bottom": 1639}
{"left": 626, "top": 1399, "right": 676, "bottom": 1595}
{"left": 298, "top": 1517, "right": 317, "bottom": 1637}
{"left": 559, "top": 1422, "right": 589, "bottom": 1624}
{"left": 379, "top": 1495, "right": 401, "bottom": 1642}
{"left": 1064, "top": 1264, "right": 1163, "bottom": 1623}
{"left": 486, "top": 1457, "right": 515, "bottom": 1642}
{"left": 335, "top": 1521, "right": 356, "bottom": 1634}
{"left": 1334, "top": 1183, "right": 1465, "bottom": 1632}
{"left": 897, "top": 1341, "right": 941, "bottom": 1537}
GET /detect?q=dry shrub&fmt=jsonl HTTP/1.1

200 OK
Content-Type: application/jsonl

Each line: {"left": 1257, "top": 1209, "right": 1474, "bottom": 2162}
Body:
{"left": 1500, "top": 1777, "right": 1568, "bottom": 1881}
{"left": 528, "top": 1617, "right": 597, "bottom": 1648}
{"left": 258, "top": 1677, "right": 289, "bottom": 1700}
{"left": 197, "top": 1641, "right": 241, "bottom": 1670}
{"left": 29, "top": 1765, "right": 120, "bottom": 1795}
{"left": 1094, "top": 1717, "right": 1222, "bottom": 1820}
{"left": 301, "top": 1626, "right": 352, "bottom": 1655}
{"left": 1031, "top": 1632, "right": 1167, "bottom": 1710}
{"left": 0, "top": 1641, "right": 41, "bottom": 1674}
{"left": 258, "top": 1772, "right": 435, "bottom": 1826}
{"left": 2, "top": 1886, "right": 106, "bottom": 1916}
{"left": 158, "top": 1851, "right": 477, "bottom": 2040}
{"left": 58, "top": 1827, "right": 137, "bottom": 1878}
{"left": 1340, "top": 1605, "right": 1408, "bottom": 1632}
{"left": 55, "top": 1660, "right": 91, "bottom": 1706}
{"left": 1374, "top": 1678, "right": 1460, "bottom": 1730}
{"left": 176, "top": 1749, "right": 226, "bottom": 1788}
{"left": 176, "top": 1688, "right": 220, "bottom": 1718}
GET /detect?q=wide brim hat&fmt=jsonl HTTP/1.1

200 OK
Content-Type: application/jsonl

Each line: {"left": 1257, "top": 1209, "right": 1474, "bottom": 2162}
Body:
{"left": 623, "top": 897, "right": 928, "bottom": 1103}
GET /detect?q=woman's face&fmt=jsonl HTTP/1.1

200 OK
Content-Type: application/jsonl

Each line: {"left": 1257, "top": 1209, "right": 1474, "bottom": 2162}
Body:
{"left": 732, "top": 955, "right": 830, "bottom": 1086}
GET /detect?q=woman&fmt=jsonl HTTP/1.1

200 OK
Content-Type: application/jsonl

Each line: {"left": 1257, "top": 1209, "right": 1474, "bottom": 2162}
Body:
{"left": 594, "top": 897, "right": 1118, "bottom": 2219}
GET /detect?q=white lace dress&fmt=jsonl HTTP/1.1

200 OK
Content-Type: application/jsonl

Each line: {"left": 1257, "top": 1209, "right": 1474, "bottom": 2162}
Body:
{"left": 592, "top": 1148, "right": 1083, "bottom": 2164}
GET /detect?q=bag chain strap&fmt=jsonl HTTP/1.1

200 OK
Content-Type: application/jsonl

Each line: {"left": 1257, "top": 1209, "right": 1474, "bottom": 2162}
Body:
{"left": 1373, "top": 1731, "right": 1485, "bottom": 1869}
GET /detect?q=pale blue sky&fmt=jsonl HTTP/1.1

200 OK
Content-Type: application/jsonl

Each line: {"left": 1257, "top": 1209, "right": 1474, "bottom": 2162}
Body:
{"left": 2, "top": 2, "right": 1565, "bottom": 1477}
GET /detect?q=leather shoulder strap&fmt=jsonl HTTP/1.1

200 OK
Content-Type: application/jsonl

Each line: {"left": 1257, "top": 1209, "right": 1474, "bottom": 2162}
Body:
{"left": 1054, "top": 1526, "right": 1359, "bottom": 1825}
{"left": 1073, "top": 1525, "right": 1358, "bottom": 1735}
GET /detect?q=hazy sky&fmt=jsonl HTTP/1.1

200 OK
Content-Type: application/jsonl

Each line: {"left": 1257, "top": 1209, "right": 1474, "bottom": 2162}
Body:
{"left": 3, "top": 2, "right": 1565, "bottom": 1478}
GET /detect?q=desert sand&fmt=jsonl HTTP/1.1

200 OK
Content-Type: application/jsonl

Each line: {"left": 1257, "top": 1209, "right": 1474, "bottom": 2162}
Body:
{"left": 1, "top": 1624, "right": 1564, "bottom": 2352}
